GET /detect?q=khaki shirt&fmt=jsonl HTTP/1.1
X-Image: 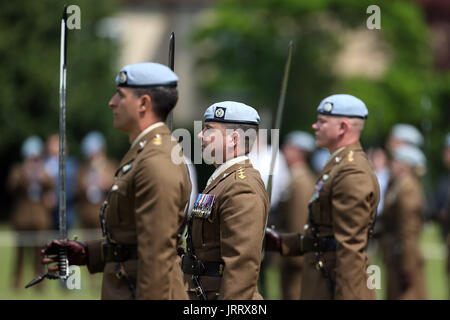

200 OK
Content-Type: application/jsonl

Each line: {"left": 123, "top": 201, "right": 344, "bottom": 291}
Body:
{"left": 281, "top": 142, "right": 380, "bottom": 299}
{"left": 184, "top": 159, "right": 269, "bottom": 300}
{"left": 86, "top": 124, "right": 191, "bottom": 300}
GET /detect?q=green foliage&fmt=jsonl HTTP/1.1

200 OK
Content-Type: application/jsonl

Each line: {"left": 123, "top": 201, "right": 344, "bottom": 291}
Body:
{"left": 0, "top": 0, "right": 126, "bottom": 161}
{"left": 192, "top": 0, "right": 447, "bottom": 154}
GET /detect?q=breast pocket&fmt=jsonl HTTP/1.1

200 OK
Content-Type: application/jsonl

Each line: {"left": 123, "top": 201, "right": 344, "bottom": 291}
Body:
{"left": 201, "top": 205, "right": 220, "bottom": 246}
{"left": 317, "top": 180, "right": 333, "bottom": 225}
{"left": 111, "top": 178, "right": 133, "bottom": 225}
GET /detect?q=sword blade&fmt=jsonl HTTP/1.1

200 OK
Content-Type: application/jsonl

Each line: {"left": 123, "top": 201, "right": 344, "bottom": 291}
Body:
{"left": 58, "top": 5, "right": 69, "bottom": 280}
{"left": 59, "top": 6, "right": 68, "bottom": 241}
{"left": 166, "top": 32, "right": 175, "bottom": 132}
{"left": 267, "top": 41, "right": 294, "bottom": 203}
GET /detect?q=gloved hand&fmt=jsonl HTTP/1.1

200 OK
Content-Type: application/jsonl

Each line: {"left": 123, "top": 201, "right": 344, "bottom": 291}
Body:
{"left": 41, "top": 239, "right": 88, "bottom": 272}
{"left": 265, "top": 227, "right": 281, "bottom": 252}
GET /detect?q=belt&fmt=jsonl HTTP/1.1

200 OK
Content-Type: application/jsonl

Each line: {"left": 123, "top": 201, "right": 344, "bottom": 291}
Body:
{"left": 301, "top": 235, "right": 337, "bottom": 253}
{"left": 181, "top": 254, "right": 224, "bottom": 277}
{"left": 103, "top": 243, "right": 138, "bottom": 263}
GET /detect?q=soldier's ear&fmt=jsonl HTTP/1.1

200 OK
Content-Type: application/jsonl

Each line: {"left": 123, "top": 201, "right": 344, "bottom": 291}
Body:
{"left": 139, "top": 94, "right": 152, "bottom": 113}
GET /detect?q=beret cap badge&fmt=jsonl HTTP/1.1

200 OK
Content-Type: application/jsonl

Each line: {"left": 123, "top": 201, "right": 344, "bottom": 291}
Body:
{"left": 323, "top": 102, "right": 333, "bottom": 113}
{"left": 214, "top": 107, "right": 226, "bottom": 119}
{"left": 118, "top": 71, "right": 127, "bottom": 84}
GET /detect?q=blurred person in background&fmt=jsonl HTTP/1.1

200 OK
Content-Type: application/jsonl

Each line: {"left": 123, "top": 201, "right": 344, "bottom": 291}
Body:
{"left": 276, "top": 131, "right": 316, "bottom": 300}
{"left": 379, "top": 144, "right": 427, "bottom": 300}
{"left": 248, "top": 133, "right": 290, "bottom": 297}
{"left": 369, "top": 124, "right": 424, "bottom": 216}
{"left": 432, "top": 133, "right": 450, "bottom": 298}
{"left": 44, "top": 133, "right": 78, "bottom": 231}
{"left": 7, "top": 136, "right": 54, "bottom": 289}
{"left": 76, "top": 131, "right": 117, "bottom": 231}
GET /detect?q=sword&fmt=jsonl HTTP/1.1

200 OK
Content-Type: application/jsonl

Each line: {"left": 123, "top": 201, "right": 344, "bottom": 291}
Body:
{"left": 166, "top": 32, "right": 175, "bottom": 132}
{"left": 262, "top": 41, "right": 294, "bottom": 251}
{"left": 266, "top": 40, "right": 294, "bottom": 205}
{"left": 26, "top": 5, "right": 69, "bottom": 288}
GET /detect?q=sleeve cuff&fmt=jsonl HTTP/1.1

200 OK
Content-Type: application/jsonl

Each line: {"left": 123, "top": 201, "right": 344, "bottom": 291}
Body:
{"left": 85, "top": 239, "right": 105, "bottom": 274}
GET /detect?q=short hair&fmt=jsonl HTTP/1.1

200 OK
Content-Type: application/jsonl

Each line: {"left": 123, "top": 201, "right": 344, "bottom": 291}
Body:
{"left": 222, "top": 122, "right": 259, "bottom": 154}
{"left": 131, "top": 85, "right": 178, "bottom": 120}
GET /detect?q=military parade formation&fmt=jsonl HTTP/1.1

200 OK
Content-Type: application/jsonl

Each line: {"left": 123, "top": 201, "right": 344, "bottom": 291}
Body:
{"left": 6, "top": 6, "right": 450, "bottom": 301}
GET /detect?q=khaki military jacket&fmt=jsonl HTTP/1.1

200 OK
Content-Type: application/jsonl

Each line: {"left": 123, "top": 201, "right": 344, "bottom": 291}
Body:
{"left": 86, "top": 124, "right": 191, "bottom": 300}
{"left": 380, "top": 174, "right": 426, "bottom": 300}
{"left": 184, "top": 159, "right": 269, "bottom": 300}
{"left": 281, "top": 142, "right": 380, "bottom": 299}
{"left": 7, "top": 163, "right": 53, "bottom": 231}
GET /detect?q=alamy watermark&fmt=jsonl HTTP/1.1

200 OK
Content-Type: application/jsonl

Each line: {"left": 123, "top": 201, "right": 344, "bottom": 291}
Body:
{"left": 65, "top": 265, "right": 81, "bottom": 290}
{"left": 367, "top": 265, "right": 381, "bottom": 290}
{"left": 366, "top": 5, "right": 381, "bottom": 30}
{"left": 67, "top": 5, "right": 81, "bottom": 30}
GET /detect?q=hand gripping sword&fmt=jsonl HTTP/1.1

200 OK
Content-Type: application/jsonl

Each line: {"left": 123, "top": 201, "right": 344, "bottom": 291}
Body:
{"left": 166, "top": 32, "right": 175, "bottom": 132}
{"left": 25, "top": 5, "right": 70, "bottom": 288}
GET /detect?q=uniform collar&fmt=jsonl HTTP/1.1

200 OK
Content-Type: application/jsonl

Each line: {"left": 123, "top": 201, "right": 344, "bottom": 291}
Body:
{"left": 322, "top": 142, "right": 363, "bottom": 172}
{"left": 206, "top": 155, "right": 249, "bottom": 188}
{"left": 130, "top": 122, "right": 165, "bottom": 150}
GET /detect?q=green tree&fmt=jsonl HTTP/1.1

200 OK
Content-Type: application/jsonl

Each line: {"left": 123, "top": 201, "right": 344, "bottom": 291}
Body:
{"left": 192, "top": 0, "right": 448, "bottom": 185}
{"left": 0, "top": 0, "right": 125, "bottom": 220}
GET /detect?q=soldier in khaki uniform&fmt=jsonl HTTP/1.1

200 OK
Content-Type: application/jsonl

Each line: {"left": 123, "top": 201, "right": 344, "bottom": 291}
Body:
{"left": 182, "top": 101, "right": 269, "bottom": 300}
{"left": 76, "top": 131, "right": 117, "bottom": 229}
{"left": 42, "top": 63, "right": 191, "bottom": 299}
{"left": 277, "top": 131, "right": 316, "bottom": 299}
{"left": 8, "top": 136, "right": 54, "bottom": 288}
{"left": 380, "top": 144, "right": 427, "bottom": 300}
{"left": 266, "top": 94, "right": 380, "bottom": 300}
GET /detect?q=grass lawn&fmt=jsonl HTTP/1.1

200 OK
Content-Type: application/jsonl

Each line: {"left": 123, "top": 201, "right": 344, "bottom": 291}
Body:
{"left": 0, "top": 222, "right": 447, "bottom": 299}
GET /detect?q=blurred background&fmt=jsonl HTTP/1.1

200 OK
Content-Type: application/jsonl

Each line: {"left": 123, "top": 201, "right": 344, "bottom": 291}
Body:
{"left": 0, "top": 0, "right": 448, "bottom": 299}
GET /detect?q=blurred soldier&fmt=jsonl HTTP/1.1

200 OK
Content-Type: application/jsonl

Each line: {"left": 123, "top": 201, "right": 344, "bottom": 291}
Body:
{"left": 76, "top": 131, "right": 117, "bottom": 230}
{"left": 265, "top": 94, "right": 380, "bottom": 299}
{"left": 42, "top": 62, "right": 191, "bottom": 299}
{"left": 369, "top": 124, "right": 424, "bottom": 215}
{"left": 44, "top": 133, "right": 78, "bottom": 230}
{"left": 380, "top": 145, "right": 427, "bottom": 300}
{"left": 276, "top": 131, "right": 316, "bottom": 299}
{"left": 7, "top": 136, "right": 54, "bottom": 288}
{"left": 182, "top": 101, "right": 269, "bottom": 300}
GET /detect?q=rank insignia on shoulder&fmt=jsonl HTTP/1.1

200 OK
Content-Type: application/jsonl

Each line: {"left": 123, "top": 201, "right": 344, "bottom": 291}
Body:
{"left": 348, "top": 151, "right": 354, "bottom": 162}
{"left": 122, "top": 163, "right": 132, "bottom": 174}
{"left": 192, "top": 193, "right": 215, "bottom": 219}
{"left": 237, "top": 168, "right": 246, "bottom": 180}
{"left": 153, "top": 134, "right": 162, "bottom": 146}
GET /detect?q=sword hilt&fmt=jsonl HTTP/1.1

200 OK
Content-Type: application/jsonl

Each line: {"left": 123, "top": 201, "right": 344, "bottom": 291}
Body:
{"left": 58, "top": 247, "right": 69, "bottom": 280}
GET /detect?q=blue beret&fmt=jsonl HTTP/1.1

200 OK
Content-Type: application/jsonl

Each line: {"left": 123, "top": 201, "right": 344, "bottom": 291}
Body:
{"left": 115, "top": 62, "right": 178, "bottom": 87}
{"left": 204, "top": 101, "right": 260, "bottom": 125}
{"left": 81, "top": 131, "right": 105, "bottom": 157}
{"left": 394, "top": 144, "right": 426, "bottom": 167}
{"left": 317, "top": 94, "right": 368, "bottom": 119}
{"left": 390, "top": 124, "right": 423, "bottom": 146}
{"left": 284, "top": 131, "right": 316, "bottom": 153}
{"left": 22, "top": 136, "right": 44, "bottom": 159}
